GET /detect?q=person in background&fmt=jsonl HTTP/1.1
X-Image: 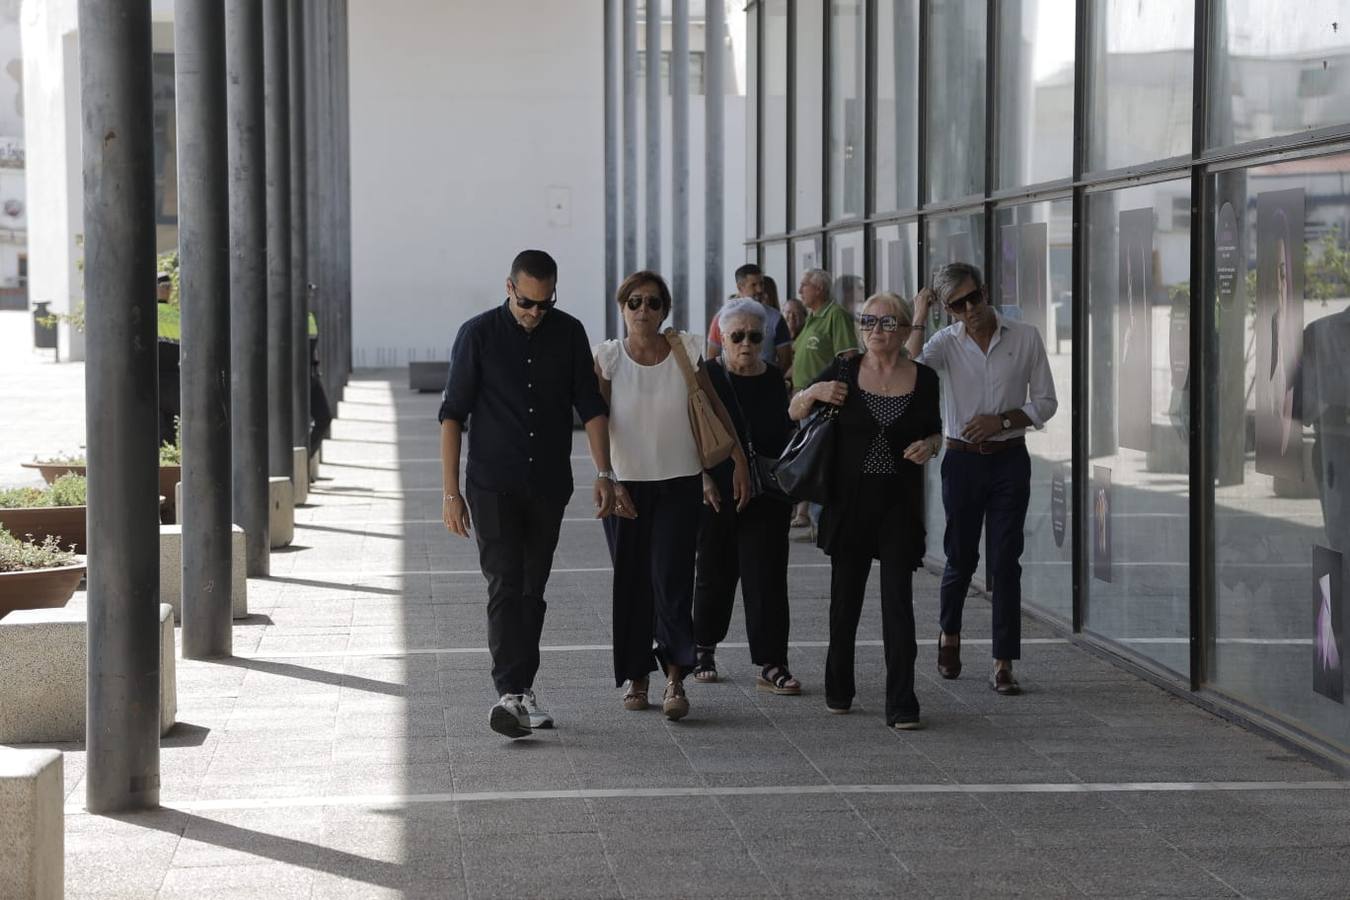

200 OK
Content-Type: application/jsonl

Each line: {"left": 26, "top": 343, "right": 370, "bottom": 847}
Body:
{"left": 790, "top": 292, "right": 941, "bottom": 730}
{"left": 783, "top": 297, "right": 808, "bottom": 340}
{"left": 596, "top": 271, "right": 750, "bottom": 722}
{"left": 707, "top": 264, "right": 793, "bottom": 371}
{"left": 907, "top": 263, "right": 1058, "bottom": 696}
{"left": 692, "top": 299, "right": 798, "bottom": 694}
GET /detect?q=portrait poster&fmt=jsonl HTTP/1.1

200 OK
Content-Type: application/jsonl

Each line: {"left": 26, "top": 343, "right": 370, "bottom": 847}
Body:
{"left": 999, "top": 224, "right": 1020, "bottom": 311}
{"left": 1312, "top": 545, "right": 1344, "bottom": 703}
{"left": 1051, "top": 465, "right": 1068, "bottom": 550}
{"left": 1255, "top": 189, "right": 1306, "bottom": 482}
{"left": 1092, "top": 466, "right": 1112, "bottom": 583}
{"left": 1117, "top": 208, "right": 1154, "bottom": 452}
{"left": 1018, "top": 222, "right": 1049, "bottom": 337}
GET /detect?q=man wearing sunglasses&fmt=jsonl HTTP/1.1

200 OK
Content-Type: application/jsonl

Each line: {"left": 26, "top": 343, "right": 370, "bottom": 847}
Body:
{"left": 907, "top": 262, "right": 1058, "bottom": 696}
{"left": 439, "top": 249, "right": 620, "bottom": 738}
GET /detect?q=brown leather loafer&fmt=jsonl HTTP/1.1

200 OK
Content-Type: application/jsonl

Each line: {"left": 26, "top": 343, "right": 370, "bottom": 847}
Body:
{"left": 989, "top": 668, "right": 1021, "bottom": 695}
{"left": 937, "top": 639, "right": 962, "bottom": 680}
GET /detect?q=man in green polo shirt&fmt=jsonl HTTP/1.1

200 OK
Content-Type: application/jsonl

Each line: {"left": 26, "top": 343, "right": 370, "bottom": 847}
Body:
{"left": 790, "top": 267, "right": 858, "bottom": 390}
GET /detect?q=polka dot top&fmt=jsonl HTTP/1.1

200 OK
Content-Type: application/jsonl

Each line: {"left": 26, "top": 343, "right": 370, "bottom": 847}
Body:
{"left": 861, "top": 388, "right": 914, "bottom": 474}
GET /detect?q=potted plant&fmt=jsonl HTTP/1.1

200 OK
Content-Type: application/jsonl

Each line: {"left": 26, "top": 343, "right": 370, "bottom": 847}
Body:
{"left": 26, "top": 421, "right": 183, "bottom": 523}
{"left": 21, "top": 451, "right": 85, "bottom": 484}
{"left": 0, "top": 528, "right": 85, "bottom": 619}
{"left": 0, "top": 474, "right": 88, "bottom": 553}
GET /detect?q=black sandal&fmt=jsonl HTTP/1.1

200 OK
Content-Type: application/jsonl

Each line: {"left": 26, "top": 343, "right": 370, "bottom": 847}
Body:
{"left": 692, "top": 647, "right": 719, "bottom": 683}
{"left": 756, "top": 664, "right": 801, "bottom": 696}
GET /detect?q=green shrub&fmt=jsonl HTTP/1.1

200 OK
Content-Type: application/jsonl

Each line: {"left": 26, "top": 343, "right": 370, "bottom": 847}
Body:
{"left": 47, "top": 474, "right": 88, "bottom": 506}
{"left": 0, "top": 486, "right": 50, "bottom": 508}
{"left": 160, "top": 417, "right": 182, "bottom": 465}
{"left": 0, "top": 528, "right": 80, "bottom": 572}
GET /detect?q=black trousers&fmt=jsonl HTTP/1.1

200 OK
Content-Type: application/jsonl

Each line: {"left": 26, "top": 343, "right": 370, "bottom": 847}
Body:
{"left": 309, "top": 371, "right": 332, "bottom": 456}
{"left": 938, "top": 445, "right": 1031, "bottom": 661}
{"left": 466, "top": 486, "right": 565, "bottom": 696}
{"left": 603, "top": 475, "right": 702, "bottom": 686}
{"left": 693, "top": 493, "right": 792, "bottom": 666}
{"left": 826, "top": 547, "right": 919, "bottom": 725}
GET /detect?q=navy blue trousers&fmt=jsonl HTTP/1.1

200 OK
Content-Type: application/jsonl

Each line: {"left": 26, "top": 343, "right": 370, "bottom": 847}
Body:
{"left": 604, "top": 475, "right": 702, "bottom": 685}
{"left": 938, "top": 445, "right": 1031, "bottom": 661}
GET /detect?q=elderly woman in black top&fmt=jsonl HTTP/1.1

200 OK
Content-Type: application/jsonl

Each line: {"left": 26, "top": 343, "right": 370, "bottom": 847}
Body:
{"left": 789, "top": 292, "right": 942, "bottom": 730}
{"left": 693, "top": 299, "right": 798, "bottom": 693}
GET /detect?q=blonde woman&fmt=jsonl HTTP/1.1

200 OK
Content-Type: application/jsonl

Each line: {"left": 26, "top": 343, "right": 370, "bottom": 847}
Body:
{"left": 790, "top": 292, "right": 941, "bottom": 730}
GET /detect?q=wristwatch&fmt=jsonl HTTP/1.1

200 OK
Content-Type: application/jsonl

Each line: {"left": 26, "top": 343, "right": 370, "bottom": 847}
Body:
{"left": 596, "top": 470, "right": 616, "bottom": 481}
{"left": 1000, "top": 416, "right": 1013, "bottom": 432}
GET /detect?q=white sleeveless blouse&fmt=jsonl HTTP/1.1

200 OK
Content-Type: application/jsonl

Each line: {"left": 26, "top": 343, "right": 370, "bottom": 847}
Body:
{"left": 595, "top": 333, "right": 705, "bottom": 482}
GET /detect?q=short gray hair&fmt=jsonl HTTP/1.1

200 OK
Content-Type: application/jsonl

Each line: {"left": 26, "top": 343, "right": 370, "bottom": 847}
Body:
{"left": 930, "top": 262, "right": 983, "bottom": 307}
{"left": 717, "top": 298, "right": 767, "bottom": 332}
{"left": 802, "top": 268, "right": 832, "bottom": 301}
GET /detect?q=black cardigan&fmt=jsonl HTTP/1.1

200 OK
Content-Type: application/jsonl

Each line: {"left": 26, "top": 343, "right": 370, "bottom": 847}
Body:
{"left": 810, "top": 354, "right": 942, "bottom": 562}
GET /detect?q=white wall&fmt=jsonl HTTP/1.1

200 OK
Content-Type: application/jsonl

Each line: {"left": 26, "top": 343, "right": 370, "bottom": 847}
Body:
{"left": 18, "top": 0, "right": 80, "bottom": 358}
{"left": 348, "top": 0, "right": 745, "bottom": 367}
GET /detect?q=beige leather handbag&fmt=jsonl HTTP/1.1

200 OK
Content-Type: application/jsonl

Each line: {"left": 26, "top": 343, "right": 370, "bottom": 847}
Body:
{"left": 664, "top": 329, "right": 737, "bottom": 469}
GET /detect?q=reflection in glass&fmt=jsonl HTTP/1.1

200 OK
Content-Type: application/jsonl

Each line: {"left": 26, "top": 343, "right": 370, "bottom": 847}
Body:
{"left": 763, "top": 0, "right": 789, "bottom": 233}
{"left": 795, "top": 0, "right": 824, "bottom": 227}
{"left": 1087, "top": 0, "right": 1194, "bottom": 172}
{"left": 873, "top": 222, "right": 919, "bottom": 300}
{"left": 829, "top": 0, "right": 865, "bottom": 221}
{"left": 874, "top": 0, "right": 920, "bottom": 212}
{"left": 1211, "top": 153, "right": 1350, "bottom": 752}
{"left": 764, "top": 241, "right": 789, "bottom": 308}
{"left": 996, "top": 0, "right": 1075, "bottom": 188}
{"left": 994, "top": 200, "right": 1074, "bottom": 623}
{"left": 1084, "top": 180, "right": 1192, "bottom": 675}
{"left": 792, "top": 235, "right": 824, "bottom": 291}
{"left": 926, "top": 0, "right": 986, "bottom": 201}
{"left": 829, "top": 229, "right": 866, "bottom": 313}
{"left": 1209, "top": 0, "right": 1350, "bottom": 149}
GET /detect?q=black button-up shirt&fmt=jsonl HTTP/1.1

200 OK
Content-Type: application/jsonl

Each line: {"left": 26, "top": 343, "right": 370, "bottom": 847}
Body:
{"left": 438, "top": 301, "right": 607, "bottom": 500}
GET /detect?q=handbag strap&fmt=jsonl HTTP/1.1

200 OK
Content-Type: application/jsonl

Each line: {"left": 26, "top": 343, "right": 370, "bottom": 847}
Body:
{"left": 711, "top": 361, "right": 754, "bottom": 454}
{"left": 663, "top": 328, "right": 700, "bottom": 395}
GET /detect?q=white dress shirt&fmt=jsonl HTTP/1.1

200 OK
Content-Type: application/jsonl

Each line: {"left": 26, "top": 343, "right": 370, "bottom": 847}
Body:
{"left": 916, "top": 312, "right": 1058, "bottom": 441}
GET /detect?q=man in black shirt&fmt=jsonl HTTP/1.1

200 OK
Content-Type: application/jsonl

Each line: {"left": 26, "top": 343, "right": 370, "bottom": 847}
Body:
{"left": 439, "top": 250, "right": 627, "bottom": 739}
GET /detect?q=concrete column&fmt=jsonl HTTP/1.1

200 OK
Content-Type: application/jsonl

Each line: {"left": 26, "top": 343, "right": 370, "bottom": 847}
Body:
{"left": 288, "top": 0, "right": 310, "bottom": 456}
{"left": 338, "top": 0, "right": 353, "bottom": 391}
{"left": 604, "top": 0, "right": 619, "bottom": 336}
{"left": 671, "top": 0, "right": 689, "bottom": 330}
{"left": 704, "top": 0, "right": 725, "bottom": 329}
{"left": 644, "top": 0, "right": 662, "bottom": 272}
{"left": 264, "top": 0, "right": 293, "bottom": 479}
{"left": 176, "top": 0, "right": 233, "bottom": 658}
{"left": 226, "top": 0, "right": 269, "bottom": 576}
{"left": 622, "top": 0, "right": 638, "bottom": 277}
{"left": 78, "top": 0, "right": 161, "bottom": 813}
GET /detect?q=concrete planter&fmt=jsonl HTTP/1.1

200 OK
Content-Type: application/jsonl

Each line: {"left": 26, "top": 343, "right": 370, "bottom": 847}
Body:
{"left": 21, "top": 462, "right": 85, "bottom": 484}
{"left": 0, "top": 563, "right": 86, "bottom": 620}
{"left": 0, "top": 506, "right": 87, "bottom": 553}
{"left": 20, "top": 462, "right": 180, "bottom": 522}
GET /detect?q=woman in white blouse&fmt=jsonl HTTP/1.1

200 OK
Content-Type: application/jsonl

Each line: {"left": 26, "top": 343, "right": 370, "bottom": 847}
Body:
{"left": 595, "top": 271, "right": 750, "bottom": 720}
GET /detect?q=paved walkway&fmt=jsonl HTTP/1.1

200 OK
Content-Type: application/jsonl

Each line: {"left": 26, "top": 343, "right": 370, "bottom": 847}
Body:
{"left": 5, "top": 357, "right": 1350, "bottom": 898}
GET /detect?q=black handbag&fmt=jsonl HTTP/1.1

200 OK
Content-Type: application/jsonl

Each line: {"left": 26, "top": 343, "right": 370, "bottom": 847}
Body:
{"left": 770, "top": 357, "right": 851, "bottom": 504}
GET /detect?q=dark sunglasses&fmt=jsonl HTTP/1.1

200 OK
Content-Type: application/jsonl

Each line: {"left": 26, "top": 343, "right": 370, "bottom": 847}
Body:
{"left": 510, "top": 281, "right": 557, "bottom": 311}
{"left": 857, "top": 314, "right": 906, "bottom": 332}
{"left": 728, "top": 330, "right": 764, "bottom": 345}
{"left": 944, "top": 287, "right": 984, "bottom": 314}
{"left": 624, "top": 293, "right": 664, "bottom": 311}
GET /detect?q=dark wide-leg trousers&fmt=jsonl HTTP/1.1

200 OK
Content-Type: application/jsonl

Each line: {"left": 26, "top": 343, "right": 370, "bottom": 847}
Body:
{"left": 693, "top": 494, "right": 792, "bottom": 665}
{"left": 604, "top": 475, "right": 702, "bottom": 686}
{"left": 938, "top": 445, "right": 1032, "bottom": 661}
{"left": 826, "top": 547, "right": 919, "bottom": 725}
{"left": 466, "top": 486, "right": 565, "bottom": 696}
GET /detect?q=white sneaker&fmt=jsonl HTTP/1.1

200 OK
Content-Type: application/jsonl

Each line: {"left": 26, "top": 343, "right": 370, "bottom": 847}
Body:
{"left": 489, "top": 694, "right": 532, "bottom": 739}
{"left": 522, "top": 689, "right": 554, "bottom": 729}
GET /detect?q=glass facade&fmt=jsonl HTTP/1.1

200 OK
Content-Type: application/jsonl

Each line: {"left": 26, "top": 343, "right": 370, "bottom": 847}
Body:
{"left": 745, "top": 0, "right": 1350, "bottom": 758}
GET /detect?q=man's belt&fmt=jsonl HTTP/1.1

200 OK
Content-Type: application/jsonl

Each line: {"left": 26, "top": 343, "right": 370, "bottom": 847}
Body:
{"left": 945, "top": 436, "right": 1026, "bottom": 455}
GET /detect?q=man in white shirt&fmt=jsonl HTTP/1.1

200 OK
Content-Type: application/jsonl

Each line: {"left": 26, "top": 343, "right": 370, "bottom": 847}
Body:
{"left": 907, "top": 262, "right": 1058, "bottom": 695}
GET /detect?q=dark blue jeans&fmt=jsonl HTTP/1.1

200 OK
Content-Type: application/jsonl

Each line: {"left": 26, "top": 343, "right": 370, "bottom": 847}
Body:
{"left": 938, "top": 444, "right": 1031, "bottom": 661}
